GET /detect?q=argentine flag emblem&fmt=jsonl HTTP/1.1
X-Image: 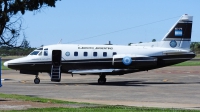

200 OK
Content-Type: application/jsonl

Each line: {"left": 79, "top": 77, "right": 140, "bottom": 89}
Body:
{"left": 175, "top": 28, "right": 182, "bottom": 36}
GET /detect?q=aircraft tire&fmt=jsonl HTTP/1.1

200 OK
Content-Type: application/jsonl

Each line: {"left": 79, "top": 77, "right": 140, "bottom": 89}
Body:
{"left": 34, "top": 78, "right": 40, "bottom": 84}
{"left": 98, "top": 78, "right": 106, "bottom": 85}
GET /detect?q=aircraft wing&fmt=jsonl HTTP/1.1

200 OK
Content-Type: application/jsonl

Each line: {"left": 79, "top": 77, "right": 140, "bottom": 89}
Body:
{"left": 162, "top": 50, "right": 190, "bottom": 55}
{"left": 69, "top": 69, "right": 114, "bottom": 74}
{"left": 69, "top": 69, "right": 138, "bottom": 75}
{"left": 69, "top": 54, "right": 156, "bottom": 75}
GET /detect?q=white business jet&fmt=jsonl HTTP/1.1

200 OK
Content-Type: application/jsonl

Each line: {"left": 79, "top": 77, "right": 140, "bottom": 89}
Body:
{"left": 4, "top": 14, "right": 195, "bottom": 84}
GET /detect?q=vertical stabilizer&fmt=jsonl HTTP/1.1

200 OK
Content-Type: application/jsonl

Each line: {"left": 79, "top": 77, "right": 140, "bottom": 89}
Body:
{"left": 161, "top": 14, "right": 193, "bottom": 50}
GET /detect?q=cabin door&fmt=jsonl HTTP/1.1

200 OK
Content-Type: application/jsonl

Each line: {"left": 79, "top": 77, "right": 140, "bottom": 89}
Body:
{"left": 52, "top": 50, "right": 62, "bottom": 66}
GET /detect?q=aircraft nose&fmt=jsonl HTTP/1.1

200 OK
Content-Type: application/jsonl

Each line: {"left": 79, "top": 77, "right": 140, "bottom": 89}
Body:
{"left": 3, "top": 61, "right": 8, "bottom": 67}
{"left": 3, "top": 58, "right": 22, "bottom": 68}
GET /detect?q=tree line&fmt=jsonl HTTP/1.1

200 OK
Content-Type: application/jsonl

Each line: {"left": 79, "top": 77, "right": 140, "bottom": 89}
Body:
{"left": 0, "top": 46, "right": 35, "bottom": 56}
{"left": 190, "top": 42, "right": 200, "bottom": 53}
{"left": 0, "top": 36, "right": 35, "bottom": 56}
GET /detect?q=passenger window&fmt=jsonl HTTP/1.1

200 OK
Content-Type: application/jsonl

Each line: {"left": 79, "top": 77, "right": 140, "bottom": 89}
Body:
{"left": 103, "top": 52, "right": 107, "bottom": 57}
{"left": 93, "top": 52, "right": 97, "bottom": 57}
{"left": 74, "top": 52, "right": 78, "bottom": 56}
{"left": 83, "top": 52, "right": 88, "bottom": 57}
{"left": 113, "top": 52, "right": 117, "bottom": 55}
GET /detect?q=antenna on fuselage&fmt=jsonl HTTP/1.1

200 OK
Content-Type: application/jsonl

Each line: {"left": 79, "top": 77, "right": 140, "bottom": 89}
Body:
{"left": 58, "top": 39, "right": 62, "bottom": 44}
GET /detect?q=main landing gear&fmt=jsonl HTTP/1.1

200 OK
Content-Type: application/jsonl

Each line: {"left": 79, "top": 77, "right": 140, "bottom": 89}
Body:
{"left": 98, "top": 74, "right": 106, "bottom": 85}
{"left": 34, "top": 75, "right": 40, "bottom": 84}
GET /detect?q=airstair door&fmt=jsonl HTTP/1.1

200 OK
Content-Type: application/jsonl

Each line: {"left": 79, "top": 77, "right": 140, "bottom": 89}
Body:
{"left": 51, "top": 50, "right": 62, "bottom": 82}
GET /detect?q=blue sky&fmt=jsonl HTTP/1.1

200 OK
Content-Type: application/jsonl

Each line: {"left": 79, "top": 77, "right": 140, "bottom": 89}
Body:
{"left": 22, "top": 0, "right": 200, "bottom": 47}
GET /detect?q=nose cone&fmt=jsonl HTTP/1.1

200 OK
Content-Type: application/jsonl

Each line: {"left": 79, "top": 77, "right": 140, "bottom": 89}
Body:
{"left": 3, "top": 59, "right": 20, "bottom": 68}
{"left": 3, "top": 61, "right": 8, "bottom": 67}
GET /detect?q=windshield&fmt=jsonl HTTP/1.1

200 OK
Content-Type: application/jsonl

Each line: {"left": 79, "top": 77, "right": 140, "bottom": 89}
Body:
{"left": 29, "top": 51, "right": 40, "bottom": 55}
{"left": 29, "top": 47, "right": 43, "bottom": 55}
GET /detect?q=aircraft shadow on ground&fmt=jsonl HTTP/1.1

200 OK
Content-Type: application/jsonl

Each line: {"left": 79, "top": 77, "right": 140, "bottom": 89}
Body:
{"left": 0, "top": 99, "right": 11, "bottom": 101}
{"left": 40, "top": 80, "right": 199, "bottom": 87}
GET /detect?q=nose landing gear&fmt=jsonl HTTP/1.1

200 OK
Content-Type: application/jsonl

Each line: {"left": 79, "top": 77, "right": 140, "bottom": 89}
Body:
{"left": 34, "top": 75, "right": 40, "bottom": 84}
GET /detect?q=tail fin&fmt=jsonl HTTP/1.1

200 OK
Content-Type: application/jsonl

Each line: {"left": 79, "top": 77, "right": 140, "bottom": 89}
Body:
{"left": 161, "top": 14, "right": 193, "bottom": 50}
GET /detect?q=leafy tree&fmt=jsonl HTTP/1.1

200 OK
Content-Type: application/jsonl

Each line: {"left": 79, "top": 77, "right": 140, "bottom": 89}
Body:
{"left": 194, "top": 43, "right": 200, "bottom": 53}
{"left": 190, "top": 42, "right": 196, "bottom": 52}
{"left": 0, "top": 0, "right": 60, "bottom": 47}
{"left": 20, "top": 37, "right": 30, "bottom": 48}
{"left": 190, "top": 42, "right": 200, "bottom": 53}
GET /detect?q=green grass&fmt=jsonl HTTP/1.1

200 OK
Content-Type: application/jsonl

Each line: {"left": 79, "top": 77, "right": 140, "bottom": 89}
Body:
{"left": 0, "top": 93, "right": 83, "bottom": 104}
{"left": 0, "top": 93, "right": 200, "bottom": 112}
{"left": 174, "top": 61, "right": 200, "bottom": 66}
{"left": 5, "top": 106, "right": 200, "bottom": 112}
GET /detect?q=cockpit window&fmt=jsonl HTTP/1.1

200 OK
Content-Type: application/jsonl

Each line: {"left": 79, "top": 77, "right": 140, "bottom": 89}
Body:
{"left": 29, "top": 51, "right": 40, "bottom": 55}
{"left": 44, "top": 48, "right": 48, "bottom": 56}
{"left": 38, "top": 51, "right": 42, "bottom": 56}
{"left": 29, "top": 47, "right": 44, "bottom": 56}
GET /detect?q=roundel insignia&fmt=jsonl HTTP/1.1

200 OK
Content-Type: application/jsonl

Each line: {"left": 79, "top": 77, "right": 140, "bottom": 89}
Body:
{"left": 170, "top": 40, "right": 177, "bottom": 48}
{"left": 122, "top": 56, "right": 132, "bottom": 65}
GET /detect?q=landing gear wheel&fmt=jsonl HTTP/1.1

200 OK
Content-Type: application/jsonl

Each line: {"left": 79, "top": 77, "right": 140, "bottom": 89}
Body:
{"left": 34, "top": 78, "right": 40, "bottom": 84}
{"left": 98, "top": 78, "right": 106, "bottom": 85}
{"left": 98, "top": 74, "right": 106, "bottom": 85}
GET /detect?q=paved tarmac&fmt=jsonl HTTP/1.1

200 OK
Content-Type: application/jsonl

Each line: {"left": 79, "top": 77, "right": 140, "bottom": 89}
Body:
{"left": 1, "top": 66, "right": 200, "bottom": 110}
